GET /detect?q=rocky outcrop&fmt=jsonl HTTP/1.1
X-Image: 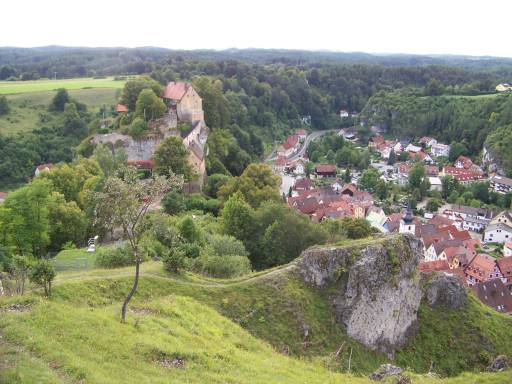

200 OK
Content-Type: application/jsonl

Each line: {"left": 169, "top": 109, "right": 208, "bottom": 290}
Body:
{"left": 369, "top": 364, "right": 404, "bottom": 381}
{"left": 423, "top": 273, "right": 467, "bottom": 309}
{"left": 298, "top": 234, "right": 424, "bottom": 354}
{"left": 482, "top": 144, "right": 506, "bottom": 175}
{"left": 487, "top": 355, "right": 509, "bottom": 372}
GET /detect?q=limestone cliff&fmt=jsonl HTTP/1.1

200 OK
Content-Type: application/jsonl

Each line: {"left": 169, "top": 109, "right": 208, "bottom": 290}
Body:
{"left": 297, "top": 234, "right": 462, "bottom": 355}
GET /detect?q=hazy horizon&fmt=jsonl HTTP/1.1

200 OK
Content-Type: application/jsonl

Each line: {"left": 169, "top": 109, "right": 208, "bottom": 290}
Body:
{"left": 2, "top": 0, "right": 512, "bottom": 58}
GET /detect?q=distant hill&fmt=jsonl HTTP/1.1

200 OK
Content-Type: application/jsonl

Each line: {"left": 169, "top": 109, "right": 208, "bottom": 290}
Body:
{"left": 2, "top": 46, "right": 512, "bottom": 78}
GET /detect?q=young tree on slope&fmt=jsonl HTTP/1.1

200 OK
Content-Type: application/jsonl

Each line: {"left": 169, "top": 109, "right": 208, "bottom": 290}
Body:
{"left": 92, "top": 166, "right": 182, "bottom": 321}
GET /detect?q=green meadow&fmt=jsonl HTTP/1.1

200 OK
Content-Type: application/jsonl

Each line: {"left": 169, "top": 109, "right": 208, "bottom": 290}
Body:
{"left": 0, "top": 88, "right": 121, "bottom": 135}
{"left": 0, "top": 77, "right": 126, "bottom": 95}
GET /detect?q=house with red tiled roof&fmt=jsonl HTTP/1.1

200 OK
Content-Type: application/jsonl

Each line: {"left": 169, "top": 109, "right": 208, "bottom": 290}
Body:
{"left": 368, "top": 135, "right": 385, "bottom": 149}
{"left": 440, "top": 167, "right": 485, "bottom": 185}
{"left": 419, "top": 259, "right": 450, "bottom": 273}
{"left": 163, "top": 82, "right": 204, "bottom": 123}
{"left": 443, "top": 204, "right": 494, "bottom": 232}
{"left": 278, "top": 135, "right": 300, "bottom": 157}
{"left": 497, "top": 256, "right": 512, "bottom": 288}
{"left": 315, "top": 164, "right": 337, "bottom": 178}
{"left": 116, "top": 103, "right": 128, "bottom": 113}
{"left": 441, "top": 246, "right": 473, "bottom": 268}
{"left": 408, "top": 150, "right": 433, "bottom": 164}
{"left": 294, "top": 177, "right": 314, "bottom": 191}
{"left": 273, "top": 156, "right": 286, "bottom": 172}
{"left": 419, "top": 137, "right": 437, "bottom": 147}
{"left": 0, "top": 191, "right": 7, "bottom": 204}
{"left": 472, "top": 279, "right": 512, "bottom": 313}
{"left": 427, "top": 215, "right": 454, "bottom": 228}
{"left": 465, "top": 254, "right": 503, "bottom": 286}
{"left": 454, "top": 155, "right": 474, "bottom": 170}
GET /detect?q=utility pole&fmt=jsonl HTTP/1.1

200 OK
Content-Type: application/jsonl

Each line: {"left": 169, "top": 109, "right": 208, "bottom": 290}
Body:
{"left": 54, "top": 72, "right": 57, "bottom": 81}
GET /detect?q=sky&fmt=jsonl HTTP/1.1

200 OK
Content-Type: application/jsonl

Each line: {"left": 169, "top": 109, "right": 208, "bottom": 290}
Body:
{"left": 1, "top": 0, "right": 512, "bottom": 57}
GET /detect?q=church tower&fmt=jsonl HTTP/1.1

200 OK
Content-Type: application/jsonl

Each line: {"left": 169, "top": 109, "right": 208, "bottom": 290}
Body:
{"left": 399, "top": 203, "right": 416, "bottom": 235}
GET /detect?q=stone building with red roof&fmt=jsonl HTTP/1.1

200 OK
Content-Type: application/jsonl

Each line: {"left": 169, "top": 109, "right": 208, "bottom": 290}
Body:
{"left": 163, "top": 82, "right": 204, "bottom": 123}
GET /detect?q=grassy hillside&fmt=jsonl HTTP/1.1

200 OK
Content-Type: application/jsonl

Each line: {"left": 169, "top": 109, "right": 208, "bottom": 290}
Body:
{"left": 0, "top": 88, "right": 120, "bottom": 135}
{"left": 1, "top": 260, "right": 512, "bottom": 383}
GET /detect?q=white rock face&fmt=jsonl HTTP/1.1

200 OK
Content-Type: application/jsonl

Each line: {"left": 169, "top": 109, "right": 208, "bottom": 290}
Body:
{"left": 298, "top": 235, "right": 423, "bottom": 354}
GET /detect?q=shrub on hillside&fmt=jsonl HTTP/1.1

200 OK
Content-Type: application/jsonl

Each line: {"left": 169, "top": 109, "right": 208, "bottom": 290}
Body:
{"left": 204, "top": 233, "right": 248, "bottom": 257}
{"left": 95, "top": 243, "right": 137, "bottom": 269}
{"left": 190, "top": 255, "right": 251, "bottom": 278}
{"left": 162, "top": 248, "right": 186, "bottom": 273}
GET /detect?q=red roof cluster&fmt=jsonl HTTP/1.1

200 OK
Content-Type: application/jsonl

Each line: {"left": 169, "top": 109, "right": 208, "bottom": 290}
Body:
{"left": 288, "top": 183, "right": 374, "bottom": 222}
{"left": 283, "top": 135, "right": 299, "bottom": 150}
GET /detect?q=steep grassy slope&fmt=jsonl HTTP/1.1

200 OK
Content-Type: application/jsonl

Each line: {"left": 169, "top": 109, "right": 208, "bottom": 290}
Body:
{"left": 1, "top": 259, "right": 512, "bottom": 383}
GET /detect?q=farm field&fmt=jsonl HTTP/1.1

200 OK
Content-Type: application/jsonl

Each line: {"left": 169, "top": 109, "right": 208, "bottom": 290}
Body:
{"left": 0, "top": 77, "right": 126, "bottom": 95}
{"left": 0, "top": 88, "right": 120, "bottom": 135}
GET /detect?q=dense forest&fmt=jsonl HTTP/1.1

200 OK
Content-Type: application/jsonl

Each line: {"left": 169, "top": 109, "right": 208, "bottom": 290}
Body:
{"left": 1, "top": 47, "right": 512, "bottom": 186}
{"left": 361, "top": 92, "right": 512, "bottom": 153}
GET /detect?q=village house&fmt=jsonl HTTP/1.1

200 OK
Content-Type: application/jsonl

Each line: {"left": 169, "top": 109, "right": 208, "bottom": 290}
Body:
{"left": 443, "top": 204, "right": 494, "bottom": 232}
{"left": 430, "top": 143, "right": 450, "bottom": 158}
{"left": 405, "top": 143, "right": 422, "bottom": 153}
{"left": 491, "top": 211, "right": 512, "bottom": 226}
{"left": 116, "top": 103, "right": 128, "bottom": 113}
{"left": 472, "top": 279, "right": 512, "bottom": 313}
{"left": 295, "top": 129, "right": 307, "bottom": 142}
{"left": 419, "top": 136, "right": 437, "bottom": 147}
{"left": 409, "top": 151, "right": 433, "bottom": 164}
{"left": 440, "top": 166, "right": 485, "bottom": 185}
{"left": 366, "top": 207, "right": 388, "bottom": 233}
{"left": 291, "top": 159, "right": 305, "bottom": 175}
{"left": 465, "top": 254, "right": 503, "bottom": 286}
{"left": 454, "top": 155, "right": 473, "bottom": 170}
{"left": 339, "top": 109, "right": 349, "bottom": 118}
{"left": 331, "top": 178, "right": 343, "bottom": 191}
{"left": 498, "top": 256, "right": 512, "bottom": 289}
{"left": 293, "top": 177, "right": 314, "bottom": 191}
{"left": 34, "top": 163, "right": 54, "bottom": 177}
{"left": 0, "top": 192, "right": 7, "bottom": 204}
{"left": 273, "top": 156, "right": 286, "bottom": 172}
{"left": 278, "top": 134, "right": 300, "bottom": 157}
{"left": 504, "top": 242, "right": 512, "bottom": 257}
{"left": 419, "top": 259, "right": 450, "bottom": 273}
{"left": 368, "top": 135, "right": 385, "bottom": 150}
{"left": 428, "top": 177, "right": 442, "bottom": 192}
{"left": 315, "top": 164, "right": 337, "bottom": 178}
{"left": 490, "top": 175, "right": 512, "bottom": 194}
{"left": 484, "top": 223, "right": 512, "bottom": 243}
